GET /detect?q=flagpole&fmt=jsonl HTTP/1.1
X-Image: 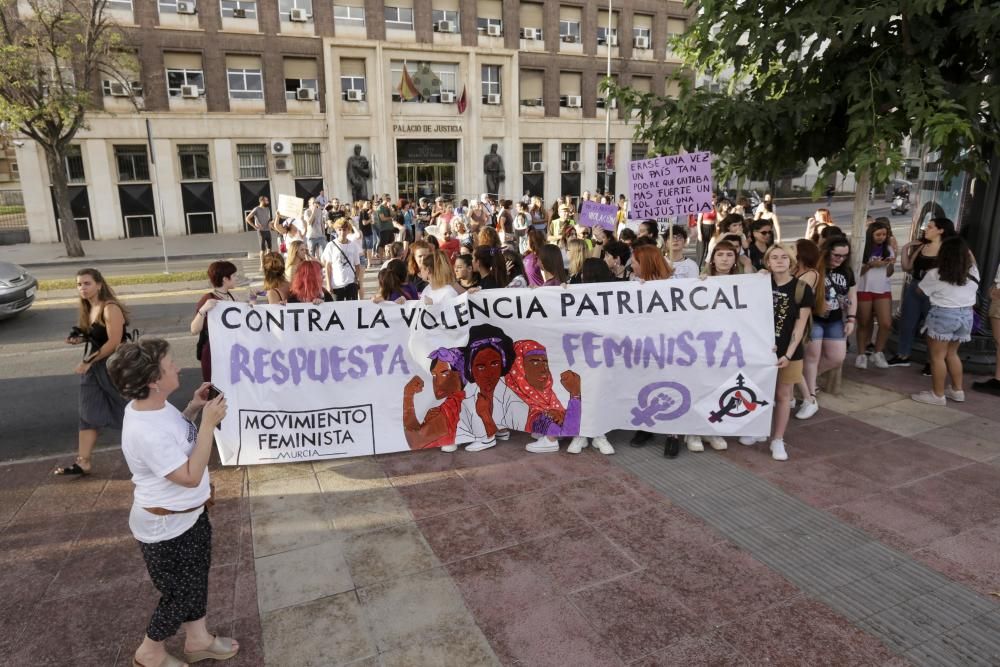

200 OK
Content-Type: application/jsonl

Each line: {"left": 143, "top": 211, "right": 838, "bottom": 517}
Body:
{"left": 604, "top": 0, "right": 613, "bottom": 195}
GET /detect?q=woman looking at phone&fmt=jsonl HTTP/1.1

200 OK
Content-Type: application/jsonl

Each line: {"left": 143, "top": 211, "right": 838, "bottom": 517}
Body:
{"left": 54, "top": 268, "right": 129, "bottom": 476}
{"left": 107, "top": 338, "right": 239, "bottom": 667}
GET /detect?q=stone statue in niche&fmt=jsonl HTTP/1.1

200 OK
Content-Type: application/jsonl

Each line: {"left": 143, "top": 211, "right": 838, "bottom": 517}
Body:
{"left": 346, "top": 144, "right": 371, "bottom": 202}
{"left": 483, "top": 144, "right": 505, "bottom": 197}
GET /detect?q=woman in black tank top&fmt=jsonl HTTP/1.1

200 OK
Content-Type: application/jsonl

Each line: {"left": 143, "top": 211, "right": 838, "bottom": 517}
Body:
{"left": 54, "top": 269, "right": 129, "bottom": 476}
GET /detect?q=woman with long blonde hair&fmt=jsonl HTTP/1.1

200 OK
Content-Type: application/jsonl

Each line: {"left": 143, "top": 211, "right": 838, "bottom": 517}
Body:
{"left": 566, "top": 237, "right": 589, "bottom": 283}
{"left": 262, "top": 252, "right": 291, "bottom": 304}
{"left": 54, "top": 268, "right": 130, "bottom": 476}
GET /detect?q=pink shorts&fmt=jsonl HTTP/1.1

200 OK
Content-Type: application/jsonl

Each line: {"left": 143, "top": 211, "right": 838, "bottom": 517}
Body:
{"left": 858, "top": 291, "right": 891, "bottom": 302}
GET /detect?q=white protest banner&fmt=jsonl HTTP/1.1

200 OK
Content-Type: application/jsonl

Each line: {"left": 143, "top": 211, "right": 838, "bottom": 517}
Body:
{"left": 209, "top": 277, "right": 777, "bottom": 465}
{"left": 629, "top": 151, "right": 714, "bottom": 219}
{"left": 276, "top": 194, "right": 304, "bottom": 220}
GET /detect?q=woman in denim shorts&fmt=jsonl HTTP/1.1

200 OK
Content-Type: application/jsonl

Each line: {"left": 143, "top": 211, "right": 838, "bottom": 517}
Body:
{"left": 911, "top": 237, "right": 980, "bottom": 405}
{"left": 798, "top": 237, "right": 857, "bottom": 420}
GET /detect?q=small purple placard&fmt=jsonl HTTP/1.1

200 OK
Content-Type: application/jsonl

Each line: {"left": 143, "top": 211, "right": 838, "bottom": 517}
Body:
{"left": 628, "top": 151, "right": 713, "bottom": 219}
{"left": 577, "top": 202, "right": 618, "bottom": 231}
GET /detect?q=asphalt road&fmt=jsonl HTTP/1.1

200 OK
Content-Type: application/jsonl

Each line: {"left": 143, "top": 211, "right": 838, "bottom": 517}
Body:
{"left": 0, "top": 198, "right": 899, "bottom": 463}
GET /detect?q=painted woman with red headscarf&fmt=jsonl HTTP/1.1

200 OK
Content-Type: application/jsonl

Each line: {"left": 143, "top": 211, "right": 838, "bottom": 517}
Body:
{"left": 506, "top": 339, "right": 582, "bottom": 453}
{"left": 402, "top": 347, "right": 467, "bottom": 450}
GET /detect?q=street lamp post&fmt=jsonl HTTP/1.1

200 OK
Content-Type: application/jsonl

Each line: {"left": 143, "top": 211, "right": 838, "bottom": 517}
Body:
{"left": 604, "top": 0, "right": 613, "bottom": 194}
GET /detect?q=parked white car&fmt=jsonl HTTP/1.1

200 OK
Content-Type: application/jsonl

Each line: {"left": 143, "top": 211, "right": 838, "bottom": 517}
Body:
{"left": 0, "top": 262, "right": 38, "bottom": 318}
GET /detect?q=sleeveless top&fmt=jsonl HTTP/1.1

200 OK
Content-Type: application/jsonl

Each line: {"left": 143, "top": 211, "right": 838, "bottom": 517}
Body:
{"left": 911, "top": 252, "right": 937, "bottom": 282}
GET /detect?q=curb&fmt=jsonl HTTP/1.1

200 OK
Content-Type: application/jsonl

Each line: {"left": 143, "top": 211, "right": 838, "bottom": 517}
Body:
{"left": 21, "top": 250, "right": 251, "bottom": 269}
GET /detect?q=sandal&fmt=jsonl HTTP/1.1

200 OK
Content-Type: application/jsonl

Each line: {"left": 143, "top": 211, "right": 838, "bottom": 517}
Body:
{"left": 184, "top": 635, "right": 239, "bottom": 663}
{"left": 132, "top": 653, "right": 186, "bottom": 667}
{"left": 54, "top": 457, "right": 91, "bottom": 476}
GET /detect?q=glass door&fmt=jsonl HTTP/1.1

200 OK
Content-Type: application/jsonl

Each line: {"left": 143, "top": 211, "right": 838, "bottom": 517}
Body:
{"left": 397, "top": 165, "right": 416, "bottom": 201}
{"left": 437, "top": 164, "right": 456, "bottom": 199}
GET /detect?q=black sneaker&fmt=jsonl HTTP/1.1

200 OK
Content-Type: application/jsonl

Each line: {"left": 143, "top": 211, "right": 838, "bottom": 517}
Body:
{"left": 866, "top": 343, "right": 875, "bottom": 354}
{"left": 663, "top": 435, "right": 681, "bottom": 459}
{"left": 630, "top": 430, "right": 654, "bottom": 448}
{"left": 921, "top": 363, "right": 932, "bottom": 377}
{"left": 972, "top": 378, "right": 1000, "bottom": 395}
{"left": 886, "top": 355, "right": 911, "bottom": 367}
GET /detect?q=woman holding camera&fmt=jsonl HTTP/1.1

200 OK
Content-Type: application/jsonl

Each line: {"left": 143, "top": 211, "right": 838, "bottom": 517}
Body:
{"left": 107, "top": 338, "right": 238, "bottom": 667}
{"left": 54, "top": 268, "right": 129, "bottom": 476}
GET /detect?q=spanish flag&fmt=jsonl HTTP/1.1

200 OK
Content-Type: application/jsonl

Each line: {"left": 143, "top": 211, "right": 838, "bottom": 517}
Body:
{"left": 399, "top": 63, "right": 419, "bottom": 101}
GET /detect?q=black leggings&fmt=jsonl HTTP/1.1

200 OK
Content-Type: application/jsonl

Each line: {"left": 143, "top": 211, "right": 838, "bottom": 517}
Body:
{"left": 140, "top": 511, "right": 212, "bottom": 641}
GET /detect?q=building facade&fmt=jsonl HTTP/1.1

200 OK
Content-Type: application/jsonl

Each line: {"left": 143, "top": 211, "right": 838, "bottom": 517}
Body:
{"left": 14, "top": 0, "right": 689, "bottom": 243}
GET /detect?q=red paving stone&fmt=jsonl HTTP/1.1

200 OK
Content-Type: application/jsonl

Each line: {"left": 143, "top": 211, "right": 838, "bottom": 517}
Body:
{"left": 0, "top": 452, "right": 261, "bottom": 666}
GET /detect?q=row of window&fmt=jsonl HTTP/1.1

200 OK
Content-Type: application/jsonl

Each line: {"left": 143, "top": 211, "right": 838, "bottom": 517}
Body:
{"left": 104, "top": 0, "right": 680, "bottom": 48}
{"left": 64, "top": 143, "right": 322, "bottom": 184}
{"left": 63, "top": 141, "right": 645, "bottom": 185}
{"left": 521, "top": 143, "right": 647, "bottom": 173}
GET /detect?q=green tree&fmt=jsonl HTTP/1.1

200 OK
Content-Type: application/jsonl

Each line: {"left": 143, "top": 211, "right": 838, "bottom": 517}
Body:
{"left": 611, "top": 0, "right": 1000, "bottom": 263}
{"left": 0, "top": 0, "right": 135, "bottom": 257}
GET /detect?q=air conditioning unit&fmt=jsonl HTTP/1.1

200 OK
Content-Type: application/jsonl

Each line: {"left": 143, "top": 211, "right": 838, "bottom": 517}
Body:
{"left": 232, "top": 7, "right": 246, "bottom": 18}
{"left": 530, "top": 161, "right": 544, "bottom": 172}
{"left": 270, "top": 139, "right": 291, "bottom": 155}
{"left": 599, "top": 97, "right": 617, "bottom": 109}
{"left": 569, "top": 160, "right": 581, "bottom": 172}
{"left": 565, "top": 95, "right": 582, "bottom": 108}
{"left": 486, "top": 24, "right": 501, "bottom": 37}
{"left": 346, "top": 89, "right": 364, "bottom": 101}
{"left": 180, "top": 84, "right": 200, "bottom": 98}
{"left": 437, "top": 20, "right": 455, "bottom": 33}
{"left": 274, "top": 157, "right": 291, "bottom": 171}
{"left": 176, "top": 0, "right": 196, "bottom": 14}
{"left": 634, "top": 35, "right": 650, "bottom": 49}
{"left": 296, "top": 87, "right": 316, "bottom": 101}
{"left": 130, "top": 82, "right": 144, "bottom": 96}
{"left": 607, "top": 34, "right": 618, "bottom": 46}
{"left": 561, "top": 34, "right": 577, "bottom": 43}
{"left": 523, "top": 27, "right": 541, "bottom": 40}
{"left": 439, "top": 91, "right": 455, "bottom": 103}
{"left": 108, "top": 81, "right": 129, "bottom": 97}
{"left": 289, "top": 7, "right": 308, "bottom": 21}
{"left": 486, "top": 93, "right": 501, "bottom": 105}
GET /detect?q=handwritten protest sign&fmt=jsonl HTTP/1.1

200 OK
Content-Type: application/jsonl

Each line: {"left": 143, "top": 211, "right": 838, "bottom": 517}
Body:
{"left": 209, "top": 277, "right": 777, "bottom": 465}
{"left": 628, "top": 151, "right": 713, "bottom": 219}
{"left": 276, "top": 194, "right": 304, "bottom": 220}
{"left": 577, "top": 202, "right": 618, "bottom": 231}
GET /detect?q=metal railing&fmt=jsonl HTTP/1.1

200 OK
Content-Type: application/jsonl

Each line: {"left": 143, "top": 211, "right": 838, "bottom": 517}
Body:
{"left": 0, "top": 190, "right": 27, "bottom": 231}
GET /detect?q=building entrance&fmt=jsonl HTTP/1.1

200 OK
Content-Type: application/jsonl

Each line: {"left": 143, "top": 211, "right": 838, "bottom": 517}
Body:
{"left": 396, "top": 139, "right": 458, "bottom": 202}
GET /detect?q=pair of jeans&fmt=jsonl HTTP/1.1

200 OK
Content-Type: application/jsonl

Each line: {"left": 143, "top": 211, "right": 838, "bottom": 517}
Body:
{"left": 896, "top": 279, "right": 930, "bottom": 357}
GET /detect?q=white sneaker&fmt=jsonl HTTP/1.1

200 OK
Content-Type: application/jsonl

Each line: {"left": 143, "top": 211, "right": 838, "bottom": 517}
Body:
{"left": 911, "top": 390, "right": 946, "bottom": 406}
{"left": 854, "top": 354, "right": 868, "bottom": 369}
{"left": 795, "top": 398, "right": 819, "bottom": 420}
{"left": 770, "top": 439, "right": 788, "bottom": 461}
{"left": 592, "top": 436, "right": 615, "bottom": 455}
{"left": 707, "top": 436, "right": 728, "bottom": 451}
{"left": 495, "top": 429, "right": 511, "bottom": 440}
{"left": 686, "top": 435, "right": 705, "bottom": 452}
{"left": 567, "top": 437, "right": 589, "bottom": 454}
{"left": 871, "top": 351, "right": 890, "bottom": 369}
{"left": 738, "top": 436, "right": 767, "bottom": 446}
{"left": 465, "top": 438, "right": 496, "bottom": 452}
{"left": 525, "top": 437, "right": 559, "bottom": 453}
{"left": 944, "top": 387, "right": 966, "bottom": 402}
{"left": 441, "top": 444, "right": 458, "bottom": 453}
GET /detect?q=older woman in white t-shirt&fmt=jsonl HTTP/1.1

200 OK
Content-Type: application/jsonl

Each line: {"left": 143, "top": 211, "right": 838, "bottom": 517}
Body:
{"left": 107, "top": 338, "right": 238, "bottom": 667}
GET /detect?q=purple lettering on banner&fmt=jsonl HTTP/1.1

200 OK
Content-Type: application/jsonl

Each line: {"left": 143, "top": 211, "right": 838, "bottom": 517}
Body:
{"left": 628, "top": 151, "right": 714, "bottom": 220}
{"left": 577, "top": 202, "right": 619, "bottom": 231}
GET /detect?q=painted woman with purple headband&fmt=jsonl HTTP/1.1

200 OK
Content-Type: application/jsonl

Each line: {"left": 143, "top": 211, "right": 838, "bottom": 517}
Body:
{"left": 402, "top": 347, "right": 467, "bottom": 450}
{"left": 456, "top": 324, "right": 528, "bottom": 452}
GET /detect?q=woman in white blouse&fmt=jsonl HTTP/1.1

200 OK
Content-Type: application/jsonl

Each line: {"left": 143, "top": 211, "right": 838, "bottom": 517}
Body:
{"left": 107, "top": 338, "right": 238, "bottom": 667}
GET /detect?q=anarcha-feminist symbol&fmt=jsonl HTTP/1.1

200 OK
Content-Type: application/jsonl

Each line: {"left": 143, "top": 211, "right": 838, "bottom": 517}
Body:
{"left": 708, "top": 374, "right": 768, "bottom": 423}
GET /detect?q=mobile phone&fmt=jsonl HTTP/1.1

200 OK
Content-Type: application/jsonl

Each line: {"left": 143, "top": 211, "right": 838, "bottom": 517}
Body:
{"left": 207, "top": 384, "right": 223, "bottom": 401}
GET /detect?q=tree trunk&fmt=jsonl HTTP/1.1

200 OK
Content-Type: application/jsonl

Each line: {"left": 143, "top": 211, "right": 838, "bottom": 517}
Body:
{"left": 849, "top": 167, "right": 871, "bottom": 276}
{"left": 46, "top": 146, "right": 85, "bottom": 257}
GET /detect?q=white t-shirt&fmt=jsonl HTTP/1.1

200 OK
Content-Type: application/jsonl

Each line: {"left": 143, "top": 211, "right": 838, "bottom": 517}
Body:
{"left": 122, "top": 402, "right": 210, "bottom": 544}
{"left": 421, "top": 284, "right": 459, "bottom": 303}
{"left": 322, "top": 240, "right": 361, "bottom": 288}
{"left": 918, "top": 266, "right": 979, "bottom": 308}
{"left": 857, "top": 246, "right": 896, "bottom": 294}
{"left": 669, "top": 257, "right": 700, "bottom": 280}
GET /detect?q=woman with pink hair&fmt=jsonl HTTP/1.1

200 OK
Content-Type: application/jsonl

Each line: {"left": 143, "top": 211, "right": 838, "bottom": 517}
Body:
{"left": 506, "top": 340, "right": 582, "bottom": 453}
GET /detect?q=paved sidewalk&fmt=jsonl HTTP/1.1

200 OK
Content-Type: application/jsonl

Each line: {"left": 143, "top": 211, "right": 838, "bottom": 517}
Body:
{"left": 0, "top": 232, "right": 258, "bottom": 268}
{"left": 2, "top": 359, "right": 999, "bottom": 666}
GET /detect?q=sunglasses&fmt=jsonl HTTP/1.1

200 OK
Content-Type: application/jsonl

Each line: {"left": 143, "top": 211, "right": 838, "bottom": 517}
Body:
{"left": 758, "top": 230, "right": 773, "bottom": 235}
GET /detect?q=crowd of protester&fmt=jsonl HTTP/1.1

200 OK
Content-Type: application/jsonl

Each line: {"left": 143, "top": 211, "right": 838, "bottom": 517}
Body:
{"left": 52, "top": 187, "right": 995, "bottom": 667}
